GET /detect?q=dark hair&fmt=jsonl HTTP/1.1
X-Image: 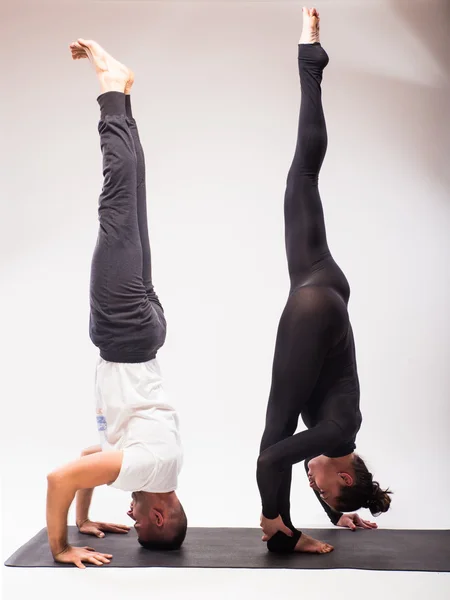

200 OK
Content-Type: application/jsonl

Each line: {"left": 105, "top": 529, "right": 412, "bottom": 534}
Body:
{"left": 336, "top": 455, "right": 392, "bottom": 516}
{"left": 138, "top": 504, "right": 187, "bottom": 551}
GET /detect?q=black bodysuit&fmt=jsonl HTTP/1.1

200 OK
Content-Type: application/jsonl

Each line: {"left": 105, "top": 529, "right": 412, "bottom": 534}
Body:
{"left": 257, "top": 44, "right": 362, "bottom": 553}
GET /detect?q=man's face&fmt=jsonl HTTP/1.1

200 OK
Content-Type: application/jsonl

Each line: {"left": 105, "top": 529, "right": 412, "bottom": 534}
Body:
{"left": 127, "top": 493, "right": 150, "bottom": 535}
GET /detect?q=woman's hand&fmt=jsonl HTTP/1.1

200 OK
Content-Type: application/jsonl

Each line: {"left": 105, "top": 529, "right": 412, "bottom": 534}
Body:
{"left": 337, "top": 513, "right": 377, "bottom": 531}
{"left": 77, "top": 519, "right": 130, "bottom": 538}
{"left": 260, "top": 514, "right": 294, "bottom": 541}
{"left": 54, "top": 545, "right": 113, "bottom": 569}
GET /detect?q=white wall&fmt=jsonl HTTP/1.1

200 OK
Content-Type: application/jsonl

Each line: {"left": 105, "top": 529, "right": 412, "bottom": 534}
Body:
{"left": 2, "top": 0, "right": 450, "bottom": 560}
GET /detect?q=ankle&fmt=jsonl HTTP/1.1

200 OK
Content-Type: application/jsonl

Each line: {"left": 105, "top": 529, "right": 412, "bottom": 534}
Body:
{"left": 99, "top": 75, "right": 126, "bottom": 94}
{"left": 299, "top": 30, "right": 320, "bottom": 45}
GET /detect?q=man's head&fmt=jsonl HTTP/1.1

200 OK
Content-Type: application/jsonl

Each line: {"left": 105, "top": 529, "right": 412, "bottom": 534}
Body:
{"left": 307, "top": 453, "right": 392, "bottom": 515}
{"left": 127, "top": 491, "right": 187, "bottom": 550}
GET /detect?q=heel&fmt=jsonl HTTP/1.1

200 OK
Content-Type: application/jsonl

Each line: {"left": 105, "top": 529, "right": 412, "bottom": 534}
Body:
{"left": 298, "top": 43, "right": 329, "bottom": 70}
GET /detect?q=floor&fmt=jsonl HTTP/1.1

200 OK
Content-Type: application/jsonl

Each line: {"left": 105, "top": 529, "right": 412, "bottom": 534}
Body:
{"left": 3, "top": 566, "right": 450, "bottom": 600}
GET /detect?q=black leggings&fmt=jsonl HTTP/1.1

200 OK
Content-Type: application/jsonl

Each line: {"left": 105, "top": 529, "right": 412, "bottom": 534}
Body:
{"left": 89, "top": 92, "right": 166, "bottom": 363}
{"left": 258, "top": 44, "right": 358, "bottom": 548}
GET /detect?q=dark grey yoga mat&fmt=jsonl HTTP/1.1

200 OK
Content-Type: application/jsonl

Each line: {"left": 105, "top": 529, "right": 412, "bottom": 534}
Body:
{"left": 4, "top": 527, "right": 450, "bottom": 572}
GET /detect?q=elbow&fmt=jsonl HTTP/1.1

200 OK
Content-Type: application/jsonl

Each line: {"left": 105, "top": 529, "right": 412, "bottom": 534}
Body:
{"left": 257, "top": 451, "right": 278, "bottom": 481}
{"left": 46, "top": 470, "right": 65, "bottom": 487}
{"left": 46, "top": 472, "right": 58, "bottom": 486}
{"left": 257, "top": 451, "right": 272, "bottom": 472}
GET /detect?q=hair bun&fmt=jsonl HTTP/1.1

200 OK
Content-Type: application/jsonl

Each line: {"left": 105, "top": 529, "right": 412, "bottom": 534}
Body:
{"left": 367, "top": 481, "right": 392, "bottom": 515}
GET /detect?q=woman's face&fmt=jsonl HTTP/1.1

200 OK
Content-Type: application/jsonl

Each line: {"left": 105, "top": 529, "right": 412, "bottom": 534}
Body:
{"left": 307, "top": 456, "right": 352, "bottom": 509}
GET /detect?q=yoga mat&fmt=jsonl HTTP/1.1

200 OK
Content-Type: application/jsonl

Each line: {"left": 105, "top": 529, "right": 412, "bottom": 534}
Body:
{"left": 4, "top": 527, "right": 450, "bottom": 572}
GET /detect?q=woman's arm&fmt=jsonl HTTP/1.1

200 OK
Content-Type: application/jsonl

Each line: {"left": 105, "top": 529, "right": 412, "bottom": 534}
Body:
{"left": 46, "top": 451, "right": 122, "bottom": 558}
{"left": 257, "top": 421, "right": 343, "bottom": 520}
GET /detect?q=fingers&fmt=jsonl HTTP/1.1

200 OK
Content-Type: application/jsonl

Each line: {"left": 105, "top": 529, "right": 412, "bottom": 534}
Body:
{"left": 91, "top": 554, "right": 111, "bottom": 564}
{"left": 102, "top": 523, "right": 131, "bottom": 533}
{"left": 282, "top": 526, "right": 294, "bottom": 537}
{"left": 262, "top": 535, "right": 269, "bottom": 542}
{"left": 75, "top": 561, "right": 86, "bottom": 569}
{"left": 362, "top": 520, "right": 377, "bottom": 529}
{"left": 83, "top": 551, "right": 112, "bottom": 566}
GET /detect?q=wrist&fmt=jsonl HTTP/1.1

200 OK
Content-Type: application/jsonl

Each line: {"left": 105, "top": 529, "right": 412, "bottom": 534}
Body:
{"left": 51, "top": 541, "right": 70, "bottom": 558}
{"left": 76, "top": 517, "right": 90, "bottom": 529}
{"left": 262, "top": 511, "right": 278, "bottom": 520}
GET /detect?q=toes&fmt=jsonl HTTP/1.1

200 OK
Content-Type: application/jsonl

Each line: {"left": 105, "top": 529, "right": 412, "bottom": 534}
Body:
{"left": 77, "top": 38, "right": 93, "bottom": 49}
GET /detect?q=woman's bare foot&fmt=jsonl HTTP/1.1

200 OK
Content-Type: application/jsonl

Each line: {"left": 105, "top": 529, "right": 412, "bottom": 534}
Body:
{"left": 294, "top": 533, "right": 334, "bottom": 554}
{"left": 299, "top": 7, "right": 320, "bottom": 44}
{"left": 69, "top": 39, "right": 134, "bottom": 95}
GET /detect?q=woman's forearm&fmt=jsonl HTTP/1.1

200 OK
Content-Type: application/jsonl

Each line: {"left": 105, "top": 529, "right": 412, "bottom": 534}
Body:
{"left": 46, "top": 474, "right": 77, "bottom": 557}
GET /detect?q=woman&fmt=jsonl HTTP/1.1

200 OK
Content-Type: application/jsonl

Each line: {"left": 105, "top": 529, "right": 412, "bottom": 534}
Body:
{"left": 257, "top": 7, "right": 392, "bottom": 554}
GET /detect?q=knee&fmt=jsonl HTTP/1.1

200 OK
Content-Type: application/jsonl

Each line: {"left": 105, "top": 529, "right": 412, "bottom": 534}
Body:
{"left": 260, "top": 419, "right": 297, "bottom": 453}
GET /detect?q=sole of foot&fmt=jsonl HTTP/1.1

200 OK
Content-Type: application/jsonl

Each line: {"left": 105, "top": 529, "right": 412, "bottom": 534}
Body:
{"left": 299, "top": 6, "right": 320, "bottom": 44}
{"left": 69, "top": 39, "right": 134, "bottom": 94}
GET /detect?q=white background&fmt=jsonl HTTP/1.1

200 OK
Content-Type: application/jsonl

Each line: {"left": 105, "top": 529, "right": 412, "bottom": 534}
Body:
{"left": 2, "top": 0, "right": 450, "bottom": 598}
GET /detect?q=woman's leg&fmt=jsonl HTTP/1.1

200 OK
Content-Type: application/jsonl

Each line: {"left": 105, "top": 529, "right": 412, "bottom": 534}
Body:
{"left": 284, "top": 37, "right": 331, "bottom": 286}
{"left": 125, "top": 96, "right": 163, "bottom": 309}
{"left": 257, "top": 9, "right": 336, "bottom": 555}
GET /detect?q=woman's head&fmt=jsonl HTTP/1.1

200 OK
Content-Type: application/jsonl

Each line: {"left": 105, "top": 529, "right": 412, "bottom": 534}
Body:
{"left": 307, "top": 454, "right": 392, "bottom": 515}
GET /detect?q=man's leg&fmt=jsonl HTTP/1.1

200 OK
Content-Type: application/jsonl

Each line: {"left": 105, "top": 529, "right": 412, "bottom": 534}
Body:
{"left": 89, "top": 91, "right": 149, "bottom": 361}
{"left": 125, "top": 96, "right": 163, "bottom": 309}
{"left": 70, "top": 39, "right": 164, "bottom": 362}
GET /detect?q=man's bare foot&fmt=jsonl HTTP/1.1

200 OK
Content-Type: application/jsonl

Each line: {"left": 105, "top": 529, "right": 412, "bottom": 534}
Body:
{"left": 299, "top": 7, "right": 320, "bottom": 44}
{"left": 69, "top": 39, "right": 134, "bottom": 95}
{"left": 294, "top": 533, "right": 334, "bottom": 554}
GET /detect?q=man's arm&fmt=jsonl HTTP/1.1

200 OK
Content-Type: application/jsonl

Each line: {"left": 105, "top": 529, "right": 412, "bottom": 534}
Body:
{"left": 75, "top": 445, "right": 102, "bottom": 528}
{"left": 46, "top": 450, "right": 122, "bottom": 558}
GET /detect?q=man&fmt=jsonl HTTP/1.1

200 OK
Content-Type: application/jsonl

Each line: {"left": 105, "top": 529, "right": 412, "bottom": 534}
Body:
{"left": 46, "top": 39, "right": 186, "bottom": 569}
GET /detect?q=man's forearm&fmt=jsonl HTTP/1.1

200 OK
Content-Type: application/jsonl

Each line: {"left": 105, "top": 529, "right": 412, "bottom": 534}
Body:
{"left": 45, "top": 449, "right": 122, "bottom": 557}
{"left": 75, "top": 446, "right": 102, "bottom": 526}
{"left": 76, "top": 488, "right": 94, "bottom": 527}
{"left": 46, "top": 474, "right": 77, "bottom": 557}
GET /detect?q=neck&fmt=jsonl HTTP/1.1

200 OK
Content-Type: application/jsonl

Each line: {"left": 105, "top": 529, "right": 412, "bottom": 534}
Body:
{"left": 138, "top": 490, "right": 176, "bottom": 507}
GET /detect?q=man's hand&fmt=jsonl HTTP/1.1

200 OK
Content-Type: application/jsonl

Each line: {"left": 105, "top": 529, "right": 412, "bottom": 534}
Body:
{"left": 337, "top": 513, "right": 377, "bottom": 531}
{"left": 46, "top": 451, "right": 123, "bottom": 559}
{"left": 260, "top": 514, "right": 294, "bottom": 541}
{"left": 77, "top": 519, "right": 131, "bottom": 538}
{"left": 54, "top": 545, "right": 113, "bottom": 569}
